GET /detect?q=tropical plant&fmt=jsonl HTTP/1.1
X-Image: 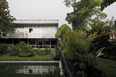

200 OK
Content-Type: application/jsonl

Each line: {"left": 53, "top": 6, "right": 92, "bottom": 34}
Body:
{"left": 63, "top": 30, "right": 95, "bottom": 58}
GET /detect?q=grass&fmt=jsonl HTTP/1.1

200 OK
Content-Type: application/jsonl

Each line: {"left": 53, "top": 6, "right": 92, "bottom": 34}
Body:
{"left": 97, "top": 58, "right": 116, "bottom": 77}
{"left": 99, "top": 58, "right": 116, "bottom": 67}
{"left": 0, "top": 54, "right": 52, "bottom": 60}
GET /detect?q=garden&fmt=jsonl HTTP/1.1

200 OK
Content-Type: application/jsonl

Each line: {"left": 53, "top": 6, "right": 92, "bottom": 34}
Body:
{"left": 0, "top": 41, "right": 57, "bottom": 60}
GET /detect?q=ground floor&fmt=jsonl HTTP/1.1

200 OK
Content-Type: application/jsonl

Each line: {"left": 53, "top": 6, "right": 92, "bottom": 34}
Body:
{"left": 0, "top": 38, "right": 58, "bottom": 48}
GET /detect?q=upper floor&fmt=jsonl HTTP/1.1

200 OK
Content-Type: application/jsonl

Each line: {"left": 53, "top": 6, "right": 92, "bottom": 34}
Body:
{"left": 6, "top": 20, "right": 58, "bottom": 38}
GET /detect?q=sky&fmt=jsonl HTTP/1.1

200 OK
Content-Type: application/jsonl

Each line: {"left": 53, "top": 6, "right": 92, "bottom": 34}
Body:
{"left": 7, "top": 0, "right": 116, "bottom": 27}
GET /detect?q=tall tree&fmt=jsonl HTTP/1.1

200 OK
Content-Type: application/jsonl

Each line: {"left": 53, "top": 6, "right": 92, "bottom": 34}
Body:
{"left": 55, "top": 24, "right": 71, "bottom": 49}
{"left": 64, "top": 0, "right": 77, "bottom": 6}
{"left": 101, "top": 0, "right": 116, "bottom": 10}
{"left": 64, "top": 0, "right": 116, "bottom": 10}
{"left": 66, "top": 0, "right": 102, "bottom": 30}
{"left": 0, "top": 0, "right": 15, "bottom": 37}
{"left": 55, "top": 24, "right": 71, "bottom": 39}
{"left": 88, "top": 10, "right": 108, "bottom": 34}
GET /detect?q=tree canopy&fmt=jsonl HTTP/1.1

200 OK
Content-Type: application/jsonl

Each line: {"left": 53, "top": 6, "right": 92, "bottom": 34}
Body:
{"left": 101, "top": 0, "right": 116, "bottom": 10}
{"left": 55, "top": 24, "right": 71, "bottom": 38}
{"left": 64, "top": 0, "right": 116, "bottom": 11}
{"left": 0, "top": 0, "right": 15, "bottom": 37}
{"left": 65, "top": 0, "right": 102, "bottom": 30}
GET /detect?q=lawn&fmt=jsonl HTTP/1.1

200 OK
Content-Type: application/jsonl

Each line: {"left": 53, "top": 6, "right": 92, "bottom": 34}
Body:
{"left": 0, "top": 54, "right": 52, "bottom": 60}
{"left": 97, "top": 58, "right": 116, "bottom": 77}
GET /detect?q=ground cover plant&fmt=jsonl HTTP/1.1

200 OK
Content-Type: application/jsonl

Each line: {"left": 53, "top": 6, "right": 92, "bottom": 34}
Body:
{"left": 0, "top": 44, "right": 8, "bottom": 55}
{"left": 0, "top": 41, "right": 56, "bottom": 60}
{"left": 0, "top": 54, "right": 52, "bottom": 60}
{"left": 97, "top": 58, "right": 116, "bottom": 77}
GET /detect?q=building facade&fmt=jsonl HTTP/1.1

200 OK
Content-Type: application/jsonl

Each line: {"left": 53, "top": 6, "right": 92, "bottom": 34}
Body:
{"left": 0, "top": 20, "right": 58, "bottom": 48}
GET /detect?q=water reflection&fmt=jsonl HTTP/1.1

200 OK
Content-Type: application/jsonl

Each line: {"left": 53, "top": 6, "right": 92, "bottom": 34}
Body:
{"left": 16, "top": 66, "right": 55, "bottom": 74}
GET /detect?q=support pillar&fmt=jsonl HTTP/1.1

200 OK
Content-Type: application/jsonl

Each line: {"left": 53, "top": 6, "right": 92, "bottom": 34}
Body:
{"left": 50, "top": 41, "right": 51, "bottom": 48}
{"left": 35, "top": 39, "right": 36, "bottom": 48}
{"left": 27, "top": 39, "right": 29, "bottom": 46}
{"left": 42, "top": 41, "right": 44, "bottom": 48}
{"left": 12, "top": 39, "right": 14, "bottom": 44}
{"left": 5, "top": 38, "right": 6, "bottom": 44}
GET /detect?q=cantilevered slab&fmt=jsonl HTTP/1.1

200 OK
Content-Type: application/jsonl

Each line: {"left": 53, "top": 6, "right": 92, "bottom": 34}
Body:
{"left": 12, "top": 20, "right": 59, "bottom": 24}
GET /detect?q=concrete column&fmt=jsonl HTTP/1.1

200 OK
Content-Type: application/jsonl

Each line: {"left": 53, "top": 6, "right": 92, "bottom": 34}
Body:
{"left": 12, "top": 39, "right": 14, "bottom": 44}
{"left": 5, "top": 39, "right": 6, "bottom": 44}
{"left": 42, "top": 41, "right": 44, "bottom": 48}
{"left": 50, "top": 41, "right": 51, "bottom": 48}
{"left": 27, "top": 39, "right": 29, "bottom": 46}
{"left": 35, "top": 39, "right": 36, "bottom": 47}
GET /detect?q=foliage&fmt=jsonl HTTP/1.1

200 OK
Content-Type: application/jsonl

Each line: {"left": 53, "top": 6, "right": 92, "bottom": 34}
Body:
{"left": 101, "top": 0, "right": 116, "bottom": 10}
{"left": 89, "top": 16, "right": 115, "bottom": 35}
{"left": 0, "top": 44, "right": 8, "bottom": 54}
{"left": 88, "top": 10, "right": 107, "bottom": 33}
{"left": 66, "top": 0, "right": 102, "bottom": 30}
{"left": 36, "top": 49, "right": 51, "bottom": 55}
{"left": 104, "top": 43, "right": 116, "bottom": 55}
{"left": 11, "top": 41, "right": 34, "bottom": 57}
{"left": 88, "top": 18, "right": 115, "bottom": 53}
{"left": 96, "top": 47, "right": 105, "bottom": 57}
{"left": 18, "top": 52, "right": 34, "bottom": 57}
{"left": 66, "top": 54, "right": 103, "bottom": 77}
{"left": 63, "top": 30, "right": 95, "bottom": 58}
{"left": 100, "top": 54, "right": 116, "bottom": 60}
{"left": 64, "top": 0, "right": 116, "bottom": 10}
{"left": 53, "top": 53, "right": 60, "bottom": 60}
{"left": 64, "top": 0, "right": 77, "bottom": 6}
{"left": 60, "top": 30, "right": 102, "bottom": 77}
{"left": 88, "top": 15, "right": 115, "bottom": 53}
{"left": 0, "top": 0, "right": 15, "bottom": 37}
{"left": 100, "top": 43, "right": 116, "bottom": 60}
{"left": 90, "top": 32, "right": 111, "bottom": 52}
{"left": 55, "top": 24, "right": 71, "bottom": 39}
{"left": 97, "top": 58, "right": 116, "bottom": 77}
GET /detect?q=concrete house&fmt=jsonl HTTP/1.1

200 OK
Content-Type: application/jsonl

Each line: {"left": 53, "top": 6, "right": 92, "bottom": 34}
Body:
{"left": 0, "top": 20, "right": 58, "bottom": 48}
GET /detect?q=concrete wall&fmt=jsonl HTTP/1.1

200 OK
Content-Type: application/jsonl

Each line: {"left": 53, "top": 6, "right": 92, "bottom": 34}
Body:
{"left": 7, "top": 24, "right": 58, "bottom": 38}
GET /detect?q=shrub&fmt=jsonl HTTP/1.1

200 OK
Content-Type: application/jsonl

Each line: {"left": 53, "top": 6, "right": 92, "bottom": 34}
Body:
{"left": 89, "top": 32, "right": 111, "bottom": 53}
{"left": 60, "top": 30, "right": 102, "bottom": 77}
{"left": 36, "top": 49, "right": 46, "bottom": 55}
{"left": 7, "top": 44, "right": 14, "bottom": 52}
{"left": 11, "top": 41, "right": 34, "bottom": 57}
{"left": 44, "top": 49, "right": 50, "bottom": 54}
{"left": 12, "top": 45, "right": 20, "bottom": 54}
{"left": 53, "top": 53, "right": 60, "bottom": 60}
{"left": 66, "top": 53, "right": 102, "bottom": 77}
{"left": 63, "top": 30, "right": 94, "bottom": 58}
{"left": 0, "top": 44, "right": 8, "bottom": 54}
{"left": 103, "top": 43, "right": 116, "bottom": 56}
{"left": 18, "top": 52, "right": 34, "bottom": 57}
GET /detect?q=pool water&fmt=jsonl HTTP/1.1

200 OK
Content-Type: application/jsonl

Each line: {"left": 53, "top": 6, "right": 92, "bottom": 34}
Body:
{"left": 0, "top": 63, "right": 59, "bottom": 77}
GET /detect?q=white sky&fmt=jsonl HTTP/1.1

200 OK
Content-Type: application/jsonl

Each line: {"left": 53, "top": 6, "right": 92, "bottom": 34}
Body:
{"left": 7, "top": 0, "right": 116, "bottom": 27}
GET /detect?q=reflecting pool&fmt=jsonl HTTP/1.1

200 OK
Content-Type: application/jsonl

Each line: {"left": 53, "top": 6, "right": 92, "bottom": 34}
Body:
{"left": 0, "top": 63, "right": 59, "bottom": 77}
